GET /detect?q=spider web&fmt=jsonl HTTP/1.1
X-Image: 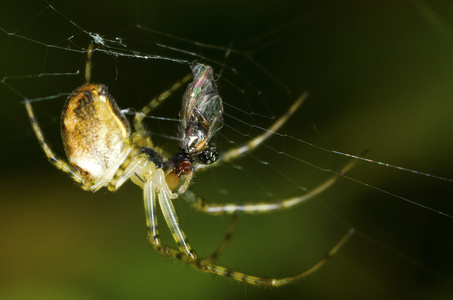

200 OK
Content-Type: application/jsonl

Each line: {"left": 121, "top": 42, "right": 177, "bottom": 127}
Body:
{"left": 1, "top": 0, "right": 453, "bottom": 299}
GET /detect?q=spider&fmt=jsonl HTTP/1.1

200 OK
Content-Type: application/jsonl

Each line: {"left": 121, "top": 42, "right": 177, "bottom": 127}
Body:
{"left": 25, "top": 44, "right": 358, "bottom": 287}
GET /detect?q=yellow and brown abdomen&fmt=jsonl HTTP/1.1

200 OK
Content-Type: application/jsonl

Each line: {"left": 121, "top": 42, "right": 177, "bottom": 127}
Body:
{"left": 61, "top": 84, "right": 131, "bottom": 182}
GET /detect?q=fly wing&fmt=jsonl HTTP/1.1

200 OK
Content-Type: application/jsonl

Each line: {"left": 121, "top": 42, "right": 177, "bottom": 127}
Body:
{"left": 178, "top": 63, "right": 223, "bottom": 154}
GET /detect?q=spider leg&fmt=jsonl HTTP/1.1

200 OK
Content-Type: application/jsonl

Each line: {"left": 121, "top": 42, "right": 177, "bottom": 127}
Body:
{"left": 196, "top": 228, "right": 354, "bottom": 287}
{"left": 202, "top": 213, "right": 239, "bottom": 264}
{"left": 106, "top": 134, "right": 159, "bottom": 191}
{"left": 154, "top": 168, "right": 198, "bottom": 259}
{"left": 143, "top": 177, "right": 238, "bottom": 264}
{"left": 143, "top": 174, "right": 191, "bottom": 262}
{"left": 106, "top": 150, "right": 148, "bottom": 191}
{"left": 24, "top": 100, "right": 85, "bottom": 185}
{"left": 134, "top": 73, "right": 193, "bottom": 135}
{"left": 143, "top": 170, "right": 353, "bottom": 286}
{"left": 196, "top": 92, "right": 307, "bottom": 171}
{"left": 184, "top": 158, "right": 358, "bottom": 215}
{"left": 85, "top": 43, "right": 94, "bottom": 84}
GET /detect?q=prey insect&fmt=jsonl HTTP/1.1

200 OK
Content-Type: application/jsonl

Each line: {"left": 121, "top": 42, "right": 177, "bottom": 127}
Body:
{"left": 25, "top": 45, "right": 358, "bottom": 287}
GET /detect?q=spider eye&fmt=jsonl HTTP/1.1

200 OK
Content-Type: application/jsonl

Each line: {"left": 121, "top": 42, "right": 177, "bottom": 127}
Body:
{"left": 196, "top": 147, "right": 220, "bottom": 165}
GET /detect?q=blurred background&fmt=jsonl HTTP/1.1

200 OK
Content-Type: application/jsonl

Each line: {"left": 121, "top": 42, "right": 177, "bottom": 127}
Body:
{"left": 1, "top": 0, "right": 453, "bottom": 299}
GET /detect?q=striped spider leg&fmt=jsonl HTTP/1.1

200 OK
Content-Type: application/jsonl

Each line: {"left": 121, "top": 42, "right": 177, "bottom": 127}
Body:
{"left": 184, "top": 89, "right": 359, "bottom": 216}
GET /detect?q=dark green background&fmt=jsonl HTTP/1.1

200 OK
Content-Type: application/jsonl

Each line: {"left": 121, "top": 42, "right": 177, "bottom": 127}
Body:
{"left": 1, "top": 0, "right": 453, "bottom": 299}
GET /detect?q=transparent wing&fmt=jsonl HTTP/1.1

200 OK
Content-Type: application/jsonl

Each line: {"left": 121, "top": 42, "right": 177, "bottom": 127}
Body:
{"left": 178, "top": 63, "right": 224, "bottom": 154}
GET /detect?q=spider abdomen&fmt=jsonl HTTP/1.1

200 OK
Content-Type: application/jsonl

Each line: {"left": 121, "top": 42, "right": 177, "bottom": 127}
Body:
{"left": 61, "top": 84, "right": 131, "bottom": 182}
